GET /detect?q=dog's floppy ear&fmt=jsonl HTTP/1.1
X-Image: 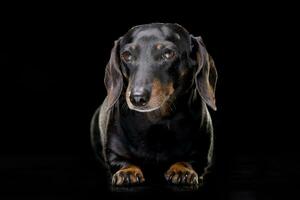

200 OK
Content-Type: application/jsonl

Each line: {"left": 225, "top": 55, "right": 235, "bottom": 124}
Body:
{"left": 104, "top": 38, "right": 123, "bottom": 109}
{"left": 191, "top": 35, "right": 218, "bottom": 111}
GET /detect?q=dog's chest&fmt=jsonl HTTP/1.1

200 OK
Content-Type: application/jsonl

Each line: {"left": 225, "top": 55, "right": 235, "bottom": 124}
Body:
{"left": 121, "top": 113, "right": 199, "bottom": 162}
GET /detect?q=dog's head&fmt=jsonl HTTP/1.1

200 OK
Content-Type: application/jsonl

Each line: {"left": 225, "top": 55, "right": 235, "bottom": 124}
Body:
{"left": 104, "top": 23, "right": 217, "bottom": 112}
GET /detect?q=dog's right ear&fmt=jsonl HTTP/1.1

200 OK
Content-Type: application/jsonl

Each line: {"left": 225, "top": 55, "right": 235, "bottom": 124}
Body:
{"left": 104, "top": 38, "right": 123, "bottom": 109}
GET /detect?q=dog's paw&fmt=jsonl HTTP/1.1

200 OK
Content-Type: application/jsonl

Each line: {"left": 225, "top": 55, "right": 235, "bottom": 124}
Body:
{"left": 112, "top": 165, "right": 145, "bottom": 186}
{"left": 165, "top": 162, "right": 199, "bottom": 185}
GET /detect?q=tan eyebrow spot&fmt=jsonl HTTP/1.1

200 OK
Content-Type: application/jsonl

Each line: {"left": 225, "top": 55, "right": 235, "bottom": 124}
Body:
{"left": 156, "top": 43, "right": 163, "bottom": 50}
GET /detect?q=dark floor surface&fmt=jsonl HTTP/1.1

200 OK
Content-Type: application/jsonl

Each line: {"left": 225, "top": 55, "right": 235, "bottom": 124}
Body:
{"left": 1, "top": 153, "right": 291, "bottom": 199}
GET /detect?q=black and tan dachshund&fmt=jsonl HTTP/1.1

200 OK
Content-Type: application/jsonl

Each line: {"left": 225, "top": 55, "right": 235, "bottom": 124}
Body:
{"left": 90, "top": 23, "right": 218, "bottom": 188}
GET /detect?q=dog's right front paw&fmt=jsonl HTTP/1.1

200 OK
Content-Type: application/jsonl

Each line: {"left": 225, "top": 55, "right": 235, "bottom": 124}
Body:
{"left": 112, "top": 165, "right": 145, "bottom": 186}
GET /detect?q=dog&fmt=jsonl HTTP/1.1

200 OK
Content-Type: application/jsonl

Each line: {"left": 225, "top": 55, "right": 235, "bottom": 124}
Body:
{"left": 90, "top": 23, "right": 217, "bottom": 187}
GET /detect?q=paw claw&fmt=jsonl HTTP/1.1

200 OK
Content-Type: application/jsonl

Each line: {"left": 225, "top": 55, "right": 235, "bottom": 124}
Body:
{"left": 125, "top": 174, "right": 131, "bottom": 185}
{"left": 182, "top": 172, "right": 189, "bottom": 183}
{"left": 192, "top": 176, "right": 198, "bottom": 185}
{"left": 112, "top": 175, "right": 116, "bottom": 185}
{"left": 166, "top": 171, "right": 174, "bottom": 182}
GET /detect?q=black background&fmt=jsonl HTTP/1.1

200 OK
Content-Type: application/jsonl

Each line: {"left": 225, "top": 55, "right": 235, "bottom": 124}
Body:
{"left": 1, "top": 2, "right": 299, "bottom": 199}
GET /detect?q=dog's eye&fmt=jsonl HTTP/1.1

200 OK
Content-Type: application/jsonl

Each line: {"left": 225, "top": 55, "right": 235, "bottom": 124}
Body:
{"left": 162, "top": 49, "right": 176, "bottom": 60}
{"left": 121, "top": 51, "right": 133, "bottom": 62}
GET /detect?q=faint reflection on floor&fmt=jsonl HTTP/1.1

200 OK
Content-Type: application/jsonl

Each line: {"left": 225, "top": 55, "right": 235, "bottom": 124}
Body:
{"left": 110, "top": 184, "right": 201, "bottom": 192}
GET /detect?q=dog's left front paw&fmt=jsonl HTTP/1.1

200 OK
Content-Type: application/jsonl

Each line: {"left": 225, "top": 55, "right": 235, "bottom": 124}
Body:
{"left": 165, "top": 162, "right": 199, "bottom": 185}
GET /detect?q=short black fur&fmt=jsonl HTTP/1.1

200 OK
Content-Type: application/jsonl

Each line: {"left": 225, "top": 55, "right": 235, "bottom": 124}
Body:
{"left": 91, "top": 23, "right": 218, "bottom": 189}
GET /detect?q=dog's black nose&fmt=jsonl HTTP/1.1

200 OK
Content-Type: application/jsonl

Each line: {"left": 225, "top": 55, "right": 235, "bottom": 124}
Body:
{"left": 130, "top": 88, "right": 150, "bottom": 107}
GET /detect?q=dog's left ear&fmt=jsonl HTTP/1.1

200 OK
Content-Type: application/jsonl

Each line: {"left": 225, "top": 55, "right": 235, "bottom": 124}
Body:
{"left": 191, "top": 35, "right": 218, "bottom": 111}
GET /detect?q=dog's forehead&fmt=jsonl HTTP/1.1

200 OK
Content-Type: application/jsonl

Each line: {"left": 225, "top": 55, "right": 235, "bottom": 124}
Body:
{"left": 134, "top": 27, "right": 167, "bottom": 41}
{"left": 120, "top": 24, "right": 191, "bottom": 51}
{"left": 134, "top": 28, "right": 164, "bottom": 39}
{"left": 130, "top": 24, "right": 184, "bottom": 42}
